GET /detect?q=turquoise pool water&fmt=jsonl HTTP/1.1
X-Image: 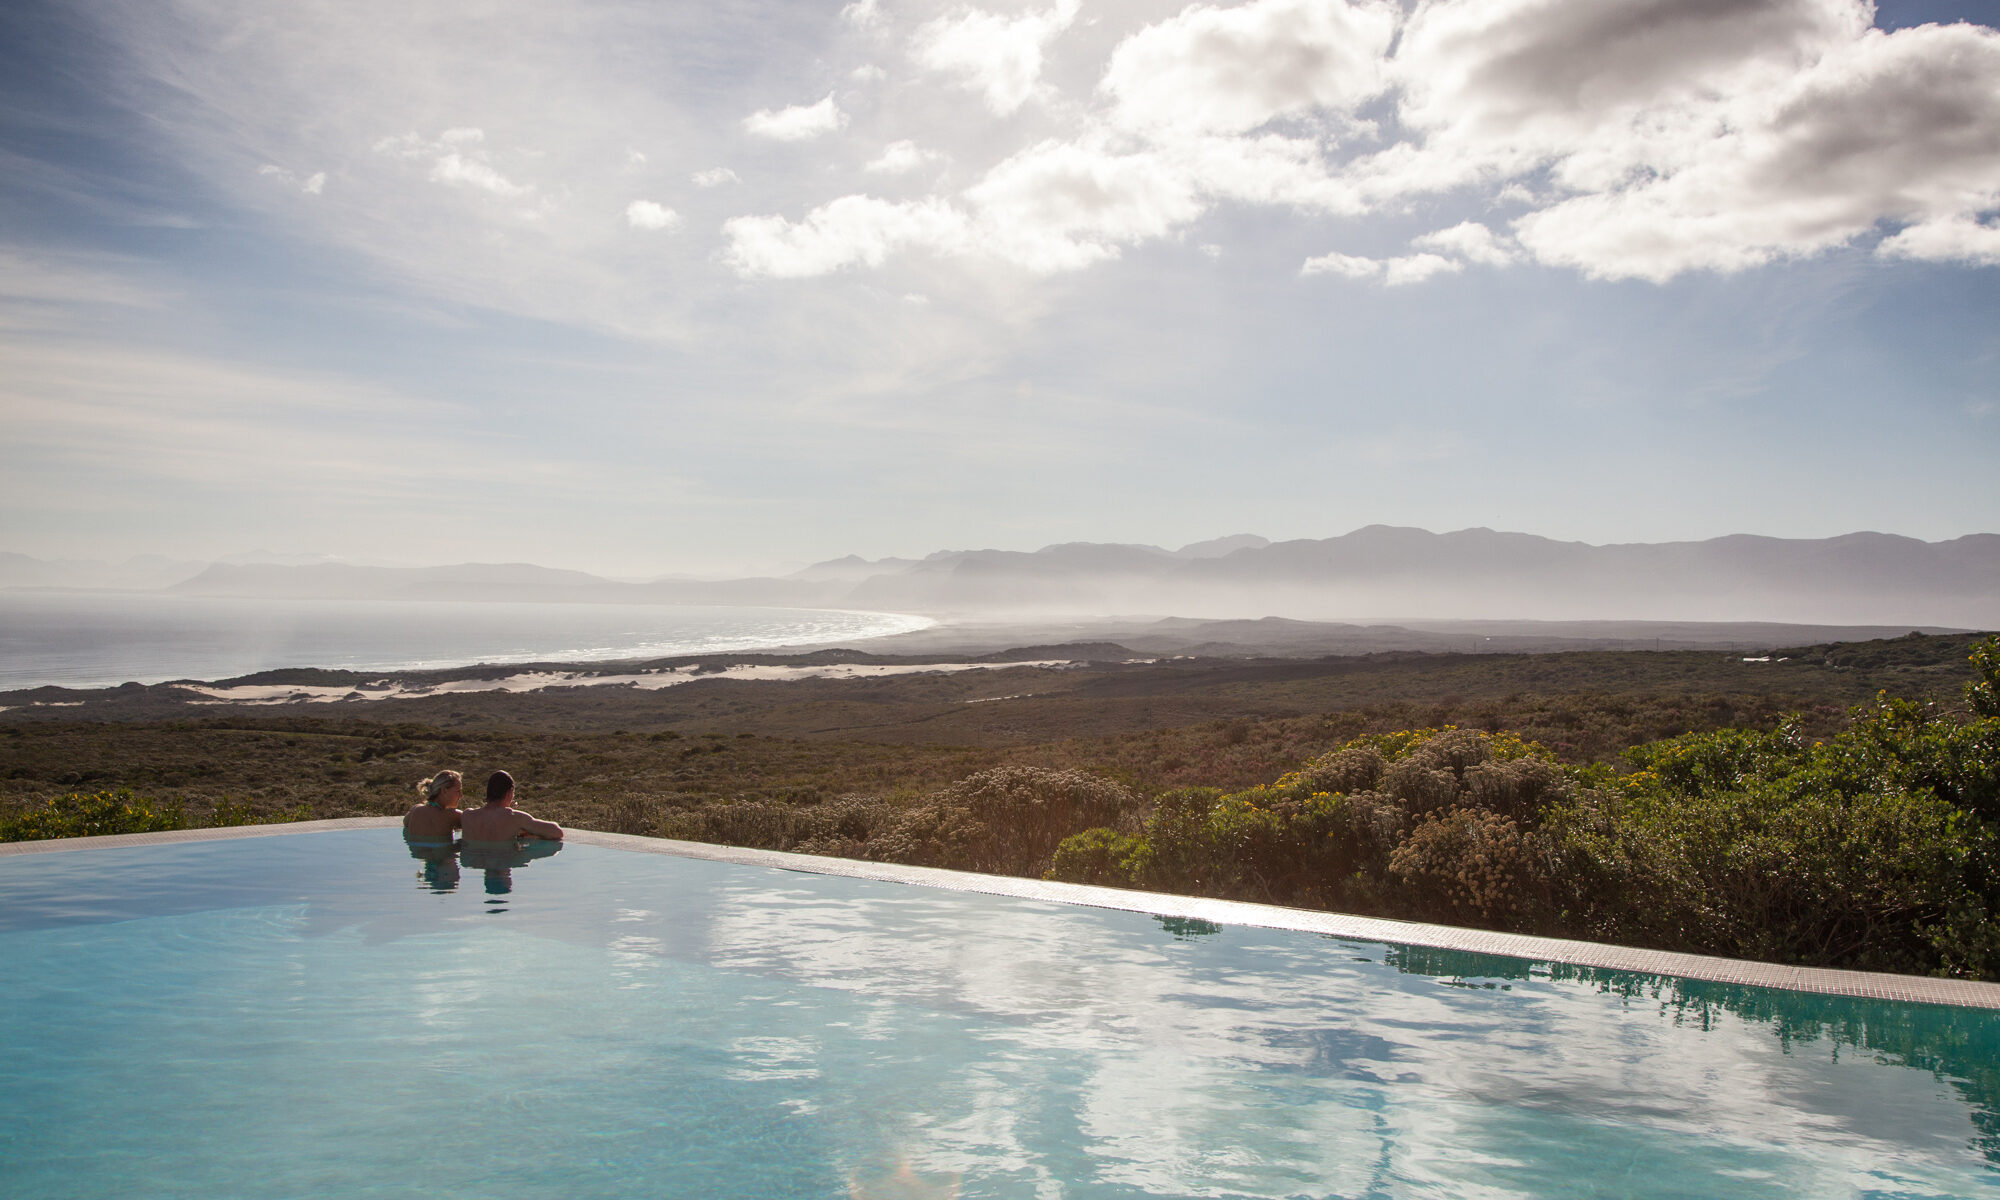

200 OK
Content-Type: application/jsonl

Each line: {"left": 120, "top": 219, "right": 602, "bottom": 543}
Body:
{"left": 1, "top": 829, "right": 1996, "bottom": 1199}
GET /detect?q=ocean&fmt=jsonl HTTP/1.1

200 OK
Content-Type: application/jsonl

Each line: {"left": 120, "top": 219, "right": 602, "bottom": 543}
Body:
{"left": 0, "top": 592, "right": 931, "bottom": 691}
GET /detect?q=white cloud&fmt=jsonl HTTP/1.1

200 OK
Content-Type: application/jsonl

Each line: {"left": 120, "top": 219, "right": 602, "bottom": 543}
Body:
{"left": 1411, "top": 221, "right": 1515, "bottom": 266}
{"left": 625, "top": 199, "right": 681, "bottom": 230}
{"left": 1507, "top": 22, "right": 2000, "bottom": 281}
{"left": 851, "top": 63, "right": 888, "bottom": 83}
{"left": 1878, "top": 216, "right": 2000, "bottom": 266}
{"left": 1299, "top": 250, "right": 1380, "bottom": 279}
{"left": 1299, "top": 249, "right": 1464, "bottom": 285}
{"left": 1382, "top": 252, "right": 1463, "bottom": 285}
{"left": 965, "top": 139, "right": 1203, "bottom": 272}
{"left": 865, "top": 139, "right": 941, "bottom": 174}
{"left": 718, "top": 1, "right": 2000, "bottom": 288}
{"left": 1383, "top": 0, "right": 1870, "bottom": 191}
{"left": 913, "top": 0, "right": 1080, "bottom": 115}
{"left": 1101, "top": 0, "right": 1397, "bottom": 136}
{"left": 721, "top": 195, "right": 970, "bottom": 278}
{"left": 302, "top": 172, "right": 326, "bottom": 195}
{"left": 731, "top": 132, "right": 1363, "bottom": 280}
{"left": 742, "top": 95, "right": 847, "bottom": 142}
{"left": 692, "top": 167, "right": 739, "bottom": 188}
{"left": 842, "top": 0, "right": 884, "bottom": 27}
{"left": 430, "top": 153, "right": 528, "bottom": 196}
{"left": 1161, "top": 132, "right": 1358, "bottom": 211}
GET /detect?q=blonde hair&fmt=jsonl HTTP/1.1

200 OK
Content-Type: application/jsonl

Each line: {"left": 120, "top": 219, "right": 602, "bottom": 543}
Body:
{"left": 416, "top": 770, "right": 462, "bottom": 803}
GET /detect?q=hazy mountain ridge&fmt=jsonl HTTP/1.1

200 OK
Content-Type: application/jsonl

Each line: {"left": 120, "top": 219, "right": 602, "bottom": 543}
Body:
{"left": 0, "top": 552, "right": 207, "bottom": 591}
{"left": 8, "top": 527, "right": 1998, "bottom": 625}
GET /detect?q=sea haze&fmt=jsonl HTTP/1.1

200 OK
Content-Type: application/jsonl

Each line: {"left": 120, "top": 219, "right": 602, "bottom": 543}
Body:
{"left": 0, "top": 593, "right": 930, "bottom": 690}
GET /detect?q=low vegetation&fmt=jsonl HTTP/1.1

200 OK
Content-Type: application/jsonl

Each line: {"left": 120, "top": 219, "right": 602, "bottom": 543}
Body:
{"left": 0, "top": 789, "right": 305, "bottom": 841}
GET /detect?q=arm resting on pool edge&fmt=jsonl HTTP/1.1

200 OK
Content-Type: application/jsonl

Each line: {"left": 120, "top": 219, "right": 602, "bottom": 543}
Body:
{"left": 517, "top": 811, "right": 563, "bottom": 840}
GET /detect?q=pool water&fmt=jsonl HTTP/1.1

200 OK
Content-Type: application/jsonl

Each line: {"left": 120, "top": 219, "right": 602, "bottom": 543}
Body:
{"left": 1, "top": 829, "right": 1996, "bottom": 1199}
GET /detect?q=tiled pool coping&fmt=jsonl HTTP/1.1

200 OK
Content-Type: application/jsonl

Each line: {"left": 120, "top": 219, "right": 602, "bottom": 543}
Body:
{"left": 9, "top": 818, "right": 2000, "bottom": 1011}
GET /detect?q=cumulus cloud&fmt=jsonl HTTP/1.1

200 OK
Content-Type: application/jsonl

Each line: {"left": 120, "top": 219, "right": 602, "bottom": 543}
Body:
{"left": 721, "top": 195, "right": 970, "bottom": 278}
{"left": 1299, "top": 249, "right": 1465, "bottom": 285}
{"left": 742, "top": 95, "right": 847, "bottom": 141}
{"left": 1506, "top": 21, "right": 2000, "bottom": 280}
{"left": 1411, "top": 221, "right": 1516, "bottom": 266}
{"left": 913, "top": 0, "right": 1080, "bottom": 115}
{"left": 1382, "top": 252, "right": 1463, "bottom": 285}
{"left": 625, "top": 199, "right": 681, "bottom": 230}
{"left": 723, "top": 0, "right": 2000, "bottom": 287}
{"left": 866, "top": 139, "right": 943, "bottom": 174}
{"left": 725, "top": 128, "right": 1371, "bottom": 279}
{"left": 1299, "top": 250, "right": 1380, "bottom": 279}
{"left": 965, "top": 139, "right": 1204, "bottom": 270}
{"left": 692, "top": 167, "right": 739, "bottom": 188}
{"left": 1878, "top": 215, "right": 2000, "bottom": 266}
{"left": 1101, "top": 0, "right": 1397, "bottom": 135}
{"left": 842, "top": 0, "right": 884, "bottom": 27}
{"left": 1341, "top": 1, "right": 2000, "bottom": 281}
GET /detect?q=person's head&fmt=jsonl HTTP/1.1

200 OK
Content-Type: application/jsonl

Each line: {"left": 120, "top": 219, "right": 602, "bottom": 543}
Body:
{"left": 485, "top": 770, "right": 515, "bottom": 805}
{"left": 417, "top": 770, "right": 463, "bottom": 807}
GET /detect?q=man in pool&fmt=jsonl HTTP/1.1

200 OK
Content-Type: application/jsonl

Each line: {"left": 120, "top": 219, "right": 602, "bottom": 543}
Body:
{"left": 460, "top": 770, "right": 564, "bottom": 842}
{"left": 403, "top": 770, "right": 463, "bottom": 841}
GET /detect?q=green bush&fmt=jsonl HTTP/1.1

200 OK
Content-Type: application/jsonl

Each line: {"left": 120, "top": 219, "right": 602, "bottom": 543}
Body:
{"left": 1546, "top": 690, "right": 2000, "bottom": 978}
{"left": 1036, "top": 684, "right": 2000, "bottom": 980}
{"left": 871, "top": 765, "right": 1142, "bottom": 876}
{"left": 1047, "top": 827, "right": 1147, "bottom": 886}
{"left": 0, "top": 790, "right": 303, "bottom": 843}
{"left": 1, "top": 790, "right": 189, "bottom": 841}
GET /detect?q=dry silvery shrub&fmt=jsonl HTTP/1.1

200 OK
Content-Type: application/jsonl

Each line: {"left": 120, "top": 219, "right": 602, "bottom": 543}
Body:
{"left": 1333, "top": 789, "right": 1408, "bottom": 861}
{"left": 1463, "top": 756, "right": 1566, "bottom": 821}
{"left": 1300, "top": 744, "right": 1385, "bottom": 794}
{"left": 1408, "top": 728, "right": 1495, "bottom": 777}
{"left": 1389, "top": 808, "right": 1533, "bottom": 926}
{"left": 1380, "top": 758, "right": 1461, "bottom": 815}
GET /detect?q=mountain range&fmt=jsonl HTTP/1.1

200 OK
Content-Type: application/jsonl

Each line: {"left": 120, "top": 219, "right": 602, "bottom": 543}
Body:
{"left": 6, "top": 528, "right": 1997, "bottom": 627}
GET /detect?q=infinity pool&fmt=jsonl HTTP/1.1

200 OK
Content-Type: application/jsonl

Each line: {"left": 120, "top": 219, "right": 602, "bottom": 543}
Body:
{"left": 1, "top": 828, "right": 1996, "bottom": 1198}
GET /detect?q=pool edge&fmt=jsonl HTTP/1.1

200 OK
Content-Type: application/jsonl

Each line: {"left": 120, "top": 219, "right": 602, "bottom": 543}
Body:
{"left": 8, "top": 819, "right": 2000, "bottom": 1011}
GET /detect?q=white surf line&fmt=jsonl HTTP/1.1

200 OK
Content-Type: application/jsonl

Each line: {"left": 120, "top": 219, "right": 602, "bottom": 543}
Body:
{"left": 178, "top": 660, "right": 1076, "bottom": 706}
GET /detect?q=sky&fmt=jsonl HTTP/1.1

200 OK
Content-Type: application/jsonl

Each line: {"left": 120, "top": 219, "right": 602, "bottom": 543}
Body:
{"left": 1, "top": 0, "right": 1996, "bottom": 578}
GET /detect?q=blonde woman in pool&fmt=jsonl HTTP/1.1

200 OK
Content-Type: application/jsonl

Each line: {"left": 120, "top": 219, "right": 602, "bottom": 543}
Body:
{"left": 460, "top": 770, "right": 563, "bottom": 842}
{"left": 403, "top": 770, "right": 463, "bottom": 841}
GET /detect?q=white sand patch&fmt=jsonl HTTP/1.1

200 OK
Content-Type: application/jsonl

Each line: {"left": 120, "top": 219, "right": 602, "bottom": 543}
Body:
{"left": 182, "top": 660, "right": 1074, "bottom": 705}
